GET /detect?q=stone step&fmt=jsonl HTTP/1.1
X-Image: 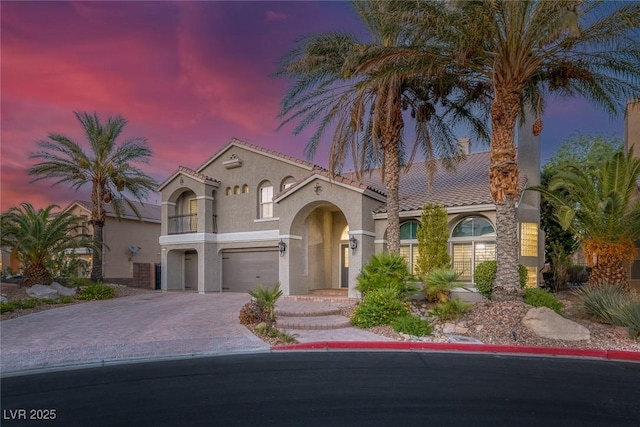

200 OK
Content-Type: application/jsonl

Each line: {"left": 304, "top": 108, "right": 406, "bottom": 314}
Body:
{"left": 309, "top": 288, "right": 348, "bottom": 296}
{"left": 282, "top": 295, "right": 359, "bottom": 303}
{"left": 276, "top": 315, "right": 352, "bottom": 330}
{"left": 275, "top": 307, "right": 341, "bottom": 317}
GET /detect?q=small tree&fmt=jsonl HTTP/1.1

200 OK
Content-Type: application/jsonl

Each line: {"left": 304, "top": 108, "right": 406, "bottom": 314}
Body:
{"left": 248, "top": 283, "right": 283, "bottom": 332}
{"left": 415, "top": 203, "right": 450, "bottom": 280}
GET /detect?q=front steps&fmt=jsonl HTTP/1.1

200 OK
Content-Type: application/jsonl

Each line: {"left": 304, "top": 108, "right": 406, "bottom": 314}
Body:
{"left": 276, "top": 292, "right": 357, "bottom": 330}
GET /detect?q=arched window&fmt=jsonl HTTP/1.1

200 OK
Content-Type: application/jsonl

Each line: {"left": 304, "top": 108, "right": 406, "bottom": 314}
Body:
{"left": 259, "top": 181, "right": 274, "bottom": 218}
{"left": 234, "top": 185, "right": 241, "bottom": 195}
{"left": 242, "top": 184, "right": 249, "bottom": 194}
{"left": 225, "top": 187, "right": 232, "bottom": 196}
{"left": 399, "top": 220, "right": 420, "bottom": 274}
{"left": 281, "top": 176, "right": 296, "bottom": 191}
{"left": 450, "top": 216, "right": 496, "bottom": 282}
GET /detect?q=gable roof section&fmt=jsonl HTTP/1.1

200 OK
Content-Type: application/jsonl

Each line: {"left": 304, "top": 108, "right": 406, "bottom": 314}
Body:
{"left": 64, "top": 200, "right": 161, "bottom": 223}
{"left": 157, "top": 166, "right": 220, "bottom": 191}
{"left": 274, "top": 169, "right": 387, "bottom": 203}
{"left": 195, "top": 137, "right": 321, "bottom": 173}
{"left": 350, "top": 152, "right": 495, "bottom": 213}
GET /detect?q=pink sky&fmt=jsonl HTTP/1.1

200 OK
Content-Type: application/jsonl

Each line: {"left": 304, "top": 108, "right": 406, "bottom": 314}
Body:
{"left": 0, "top": 1, "right": 629, "bottom": 212}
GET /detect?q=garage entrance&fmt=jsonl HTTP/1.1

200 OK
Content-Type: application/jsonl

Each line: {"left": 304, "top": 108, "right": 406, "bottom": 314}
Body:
{"left": 222, "top": 248, "right": 278, "bottom": 293}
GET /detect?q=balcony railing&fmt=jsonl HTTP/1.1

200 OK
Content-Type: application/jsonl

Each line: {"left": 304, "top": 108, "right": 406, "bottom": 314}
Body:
{"left": 168, "top": 214, "right": 217, "bottom": 234}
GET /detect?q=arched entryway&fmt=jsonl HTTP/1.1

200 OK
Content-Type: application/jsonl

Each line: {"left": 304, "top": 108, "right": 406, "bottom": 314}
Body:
{"left": 287, "top": 201, "right": 349, "bottom": 295}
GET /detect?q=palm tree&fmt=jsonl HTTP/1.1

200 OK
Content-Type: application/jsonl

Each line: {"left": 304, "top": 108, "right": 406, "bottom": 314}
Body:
{"left": 278, "top": 1, "right": 484, "bottom": 253}
{"left": 0, "top": 203, "right": 93, "bottom": 286}
{"left": 537, "top": 148, "right": 640, "bottom": 289}
{"left": 28, "top": 112, "right": 158, "bottom": 282}
{"left": 437, "top": 1, "right": 640, "bottom": 300}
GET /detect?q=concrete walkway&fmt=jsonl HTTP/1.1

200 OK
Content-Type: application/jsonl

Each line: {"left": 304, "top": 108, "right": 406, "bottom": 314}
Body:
{"left": 0, "top": 292, "right": 387, "bottom": 374}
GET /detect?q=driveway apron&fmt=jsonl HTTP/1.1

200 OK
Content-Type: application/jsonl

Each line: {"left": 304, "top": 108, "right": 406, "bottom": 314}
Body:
{"left": 0, "top": 292, "right": 269, "bottom": 373}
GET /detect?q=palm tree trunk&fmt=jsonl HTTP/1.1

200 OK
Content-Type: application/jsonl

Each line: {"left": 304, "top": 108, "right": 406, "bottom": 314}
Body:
{"left": 24, "top": 263, "right": 51, "bottom": 286}
{"left": 90, "top": 221, "right": 104, "bottom": 282}
{"left": 489, "top": 90, "right": 523, "bottom": 301}
{"left": 588, "top": 259, "right": 630, "bottom": 290}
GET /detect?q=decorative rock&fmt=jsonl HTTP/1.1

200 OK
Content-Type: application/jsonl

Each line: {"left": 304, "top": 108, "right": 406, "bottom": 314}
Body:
{"left": 454, "top": 326, "right": 469, "bottom": 334}
{"left": 26, "top": 284, "right": 59, "bottom": 300}
{"left": 522, "top": 307, "right": 590, "bottom": 341}
{"left": 50, "top": 282, "right": 77, "bottom": 297}
{"left": 442, "top": 323, "right": 456, "bottom": 334}
{"left": 1, "top": 295, "right": 8, "bottom": 304}
{"left": 474, "top": 325, "right": 484, "bottom": 332}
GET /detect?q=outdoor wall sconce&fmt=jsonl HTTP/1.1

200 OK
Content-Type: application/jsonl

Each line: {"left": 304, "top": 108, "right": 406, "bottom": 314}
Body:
{"left": 278, "top": 239, "right": 287, "bottom": 257}
{"left": 349, "top": 235, "right": 358, "bottom": 252}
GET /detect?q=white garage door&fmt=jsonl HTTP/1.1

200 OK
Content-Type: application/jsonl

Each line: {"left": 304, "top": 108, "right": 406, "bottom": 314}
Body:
{"left": 222, "top": 249, "right": 279, "bottom": 293}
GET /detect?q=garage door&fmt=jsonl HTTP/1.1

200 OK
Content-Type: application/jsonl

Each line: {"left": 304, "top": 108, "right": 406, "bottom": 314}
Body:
{"left": 222, "top": 249, "right": 279, "bottom": 293}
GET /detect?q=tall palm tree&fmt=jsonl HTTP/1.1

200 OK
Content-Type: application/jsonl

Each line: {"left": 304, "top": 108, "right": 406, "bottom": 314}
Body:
{"left": 278, "top": 0, "right": 484, "bottom": 253}
{"left": 437, "top": 1, "right": 640, "bottom": 300}
{"left": 28, "top": 112, "right": 157, "bottom": 282}
{"left": 0, "top": 203, "right": 93, "bottom": 286}
{"left": 537, "top": 148, "right": 640, "bottom": 288}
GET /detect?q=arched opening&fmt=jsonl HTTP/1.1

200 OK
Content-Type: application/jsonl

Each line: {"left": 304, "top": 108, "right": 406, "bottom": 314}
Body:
{"left": 399, "top": 220, "right": 420, "bottom": 275}
{"left": 450, "top": 216, "right": 496, "bottom": 282}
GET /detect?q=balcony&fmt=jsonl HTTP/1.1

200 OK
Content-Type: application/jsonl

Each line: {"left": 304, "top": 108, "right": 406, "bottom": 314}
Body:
{"left": 168, "top": 214, "right": 217, "bottom": 235}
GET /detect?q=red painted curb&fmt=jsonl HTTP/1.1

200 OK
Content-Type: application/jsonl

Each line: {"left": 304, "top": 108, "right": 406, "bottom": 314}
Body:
{"left": 272, "top": 341, "right": 640, "bottom": 362}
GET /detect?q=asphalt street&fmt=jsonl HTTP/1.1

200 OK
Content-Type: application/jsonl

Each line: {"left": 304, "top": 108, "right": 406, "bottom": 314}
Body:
{"left": 2, "top": 351, "right": 639, "bottom": 426}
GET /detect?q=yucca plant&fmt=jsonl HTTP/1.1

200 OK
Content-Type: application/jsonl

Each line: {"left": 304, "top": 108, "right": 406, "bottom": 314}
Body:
{"left": 248, "top": 283, "right": 283, "bottom": 331}
{"left": 430, "top": 298, "right": 472, "bottom": 321}
{"left": 573, "top": 284, "right": 627, "bottom": 325}
{"left": 356, "top": 252, "right": 415, "bottom": 297}
{"left": 611, "top": 302, "right": 640, "bottom": 340}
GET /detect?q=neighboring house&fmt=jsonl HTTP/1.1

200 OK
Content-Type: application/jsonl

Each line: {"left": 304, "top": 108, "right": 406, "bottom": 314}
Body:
{"left": 63, "top": 200, "right": 161, "bottom": 287}
{"left": 158, "top": 120, "right": 543, "bottom": 298}
{"left": 625, "top": 99, "right": 640, "bottom": 289}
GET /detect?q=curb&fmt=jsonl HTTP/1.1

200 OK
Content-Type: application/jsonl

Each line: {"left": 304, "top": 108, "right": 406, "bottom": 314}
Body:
{"left": 272, "top": 341, "right": 640, "bottom": 362}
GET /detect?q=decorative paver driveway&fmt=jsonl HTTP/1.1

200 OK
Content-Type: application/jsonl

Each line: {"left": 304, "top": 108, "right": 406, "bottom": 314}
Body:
{"left": 0, "top": 292, "right": 269, "bottom": 374}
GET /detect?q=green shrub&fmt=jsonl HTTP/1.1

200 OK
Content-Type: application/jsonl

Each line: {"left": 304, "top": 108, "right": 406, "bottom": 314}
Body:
{"left": 612, "top": 302, "right": 640, "bottom": 340}
{"left": 78, "top": 284, "right": 115, "bottom": 300}
{"left": 19, "top": 299, "right": 40, "bottom": 309}
{"left": 573, "top": 285, "right": 627, "bottom": 325}
{"left": 391, "top": 314, "right": 432, "bottom": 336}
{"left": 430, "top": 299, "right": 472, "bottom": 321}
{"left": 58, "top": 296, "right": 76, "bottom": 304}
{"left": 0, "top": 302, "right": 17, "bottom": 313}
{"left": 248, "top": 283, "right": 283, "bottom": 330}
{"left": 423, "top": 268, "right": 461, "bottom": 303}
{"left": 524, "top": 288, "right": 563, "bottom": 313}
{"left": 356, "top": 252, "right": 415, "bottom": 297}
{"left": 474, "top": 261, "right": 528, "bottom": 299}
{"left": 68, "top": 277, "right": 94, "bottom": 288}
{"left": 351, "top": 287, "right": 409, "bottom": 328}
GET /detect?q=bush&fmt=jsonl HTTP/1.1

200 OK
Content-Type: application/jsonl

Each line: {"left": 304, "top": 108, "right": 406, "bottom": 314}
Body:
{"left": 524, "top": 288, "right": 563, "bottom": 313}
{"left": 423, "top": 268, "right": 461, "bottom": 303}
{"left": 474, "top": 261, "right": 528, "bottom": 299}
{"left": 248, "top": 283, "right": 283, "bottom": 330}
{"left": 68, "top": 277, "right": 94, "bottom": 288}
{"left": 78, "top": 283, "right": 115, "bottom": 300}
{"left": 573, "top": 285, "right": 627, "bottom": 325}
{"left": 391, "top": 314, "right": 432, "bottom": 336}
{"left": 0, "top": 302, "right": 17, "bottom": 313}
{"left": 356, "top": 252, "right": 415, "bottom": 297}
{"left": 351, "top": 288, "right": 409, "bottom": 328}
{"left": 430, "top": 298, "right": 472, "bottom": 321}
{"left": 612, "top": 302, "right": 640, "bottom": 340}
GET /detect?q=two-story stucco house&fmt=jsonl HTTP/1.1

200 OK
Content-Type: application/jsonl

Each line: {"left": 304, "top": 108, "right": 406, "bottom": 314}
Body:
{"left": 63, "top": 200, "right": 161, "bottom": 287}
{"left": 158, "top": 118, "right": 544, "bottom": 298}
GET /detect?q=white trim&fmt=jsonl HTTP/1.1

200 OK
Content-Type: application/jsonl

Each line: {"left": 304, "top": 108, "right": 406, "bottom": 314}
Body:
{"left": 279, "top": 234, "right": 302, "bottom": 240}
{"left": 160, "top": 229, "right": 280, "bottom": 245}
{"left": 374, "top": 239, "right": 386, "bottom": 244}
{"left": 254, "top": 217, "right": 279, "bottom": 223}
{"left": 158, "top": 170, "right": 219, "bottom": 191}
{"left": 162, "top": 201, "right": 176, "bottom": 206}
{"left": 348, "top": 230, "right": 376, "bottom": 238}
{"left": 372, "top": 203, "right": 496, "bottom": 220}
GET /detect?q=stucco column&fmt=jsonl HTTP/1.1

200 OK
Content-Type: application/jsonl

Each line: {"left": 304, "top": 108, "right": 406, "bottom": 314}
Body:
{"left": 278, "top": 236, "right": 291, "bottom": 295}
{"left": 348, "top": 231, "right": 375, "bottom": 299}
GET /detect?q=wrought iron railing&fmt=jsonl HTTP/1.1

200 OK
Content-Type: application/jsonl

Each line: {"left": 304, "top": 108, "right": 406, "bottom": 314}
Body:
{"left": 168, "top": 214, "right": 197, "bottom": 234}
{"left": 168, "top": 214, "right": 217, "bottom": 234}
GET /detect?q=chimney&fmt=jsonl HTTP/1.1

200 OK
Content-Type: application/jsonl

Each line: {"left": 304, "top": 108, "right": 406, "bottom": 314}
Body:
{"left": 457, "top": 137, "right": 471, "bottom": 155}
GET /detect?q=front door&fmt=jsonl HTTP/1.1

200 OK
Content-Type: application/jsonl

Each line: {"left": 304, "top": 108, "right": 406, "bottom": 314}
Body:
{"left": 340, "top": 244, "right": 349, "bottom": 288}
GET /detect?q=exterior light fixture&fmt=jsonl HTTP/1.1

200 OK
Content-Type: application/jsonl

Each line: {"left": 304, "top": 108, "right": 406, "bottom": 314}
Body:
{"left": 349, "top": 235, "right": 358, "bottom": 252}
{"left": 278, "top": 239, "right": 287, "bottom": 257}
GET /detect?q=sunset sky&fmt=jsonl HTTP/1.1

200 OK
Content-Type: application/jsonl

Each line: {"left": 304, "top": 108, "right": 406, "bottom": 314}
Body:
{"left": 0, "top": 1, "right": 631, "bottom": 212}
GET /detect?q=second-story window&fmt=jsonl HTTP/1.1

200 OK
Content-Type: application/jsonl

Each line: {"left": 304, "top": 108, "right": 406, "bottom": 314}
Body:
{"left": 259, "top": 182, "right": 273, "bottom": 218}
